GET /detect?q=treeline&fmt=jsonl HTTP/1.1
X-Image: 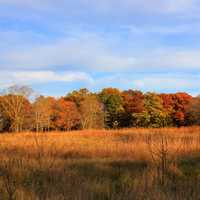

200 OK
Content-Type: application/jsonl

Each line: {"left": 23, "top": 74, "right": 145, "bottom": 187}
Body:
{"left": 0, "top": 85, "right": 199, "bottom": 132}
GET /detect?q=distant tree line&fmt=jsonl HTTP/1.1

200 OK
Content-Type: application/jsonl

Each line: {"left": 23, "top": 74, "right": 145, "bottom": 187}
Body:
{"left": 0, "top": 85, "right": 199, "bottom": 132}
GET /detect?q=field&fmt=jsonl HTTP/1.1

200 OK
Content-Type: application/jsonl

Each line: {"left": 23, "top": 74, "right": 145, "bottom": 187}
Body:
{"left": 1, "top": 127, "right": 200, "bottom": 200}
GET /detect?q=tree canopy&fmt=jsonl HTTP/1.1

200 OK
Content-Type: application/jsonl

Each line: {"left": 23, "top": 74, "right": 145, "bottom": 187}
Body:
{"left": 0, "top": 85, "right": 197, "bottom": 132}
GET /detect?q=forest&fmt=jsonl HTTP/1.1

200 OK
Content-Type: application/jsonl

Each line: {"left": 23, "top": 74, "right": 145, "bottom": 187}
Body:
{"left": 0, "top": 85, "right": 199, "bottom": 133}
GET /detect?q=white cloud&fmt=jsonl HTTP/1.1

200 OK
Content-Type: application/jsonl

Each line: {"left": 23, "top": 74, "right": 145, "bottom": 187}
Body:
{"left": 0, "top": 2, "right": 200, "bottom": 73}
{"left": 1, "top": 27, "right": 200, "bottom": 73}
{"left": 0, "top": 31, "right": 137, "bottom": 71}
{"left": 134, "top": 77, "right": 196, "bottom": 91}
{"left": 89, "top": 73, "right": 200, "bottom": 96}
{"left": 0, "top": 70, "right": 199, "bottom": 96}
{"left": 1, "top": 33, "right": 200, "bottom": 72}
{"left": 0, "top": 70, "right": 93, "bottom": 88}
{"left": 134, "top": 50, "right": 200, "bottom": 70}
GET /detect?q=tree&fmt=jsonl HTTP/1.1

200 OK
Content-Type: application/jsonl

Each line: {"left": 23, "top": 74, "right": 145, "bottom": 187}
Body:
{"left": 32, "top": 96, "right": 56, "bottom": 132}
{"left": 65, "top": 88, "right": 90, "bottom": 107}
{"left": 0, "top": 107, "right": 4, "bottom": 132}
{"left": 160, "top": 94, "right": 175, "bottom": 126}
{"left": 160, "top": 94, "right": 174, "bottom": 113}
{"left": 172, "top": 93, "right": 192, "bottom": 126}
{"left": 121, "top": 90, "right": 144, "bottom": 127}
{"left": 186, "top": 97, "right": 200, "bottom": 125}
{"left": 99, "top": 88, "right": 124, "bottom": 128}
{"left": 0, "top": 101, "right": 10, "bottom": 132}
{"left": 122, "top": 90, "right": 144, "bottom": 113}
{"left": 0, "top": 85, "right": 33, "bottom": 132}
{"left": 133, "top": 93, "right": 168, "bottom": 128}
{"left": 53, "top": 98, "right": 81, "bottom": 131}
{"left": 79, "top": 95, "right": 104, "bottom": 129}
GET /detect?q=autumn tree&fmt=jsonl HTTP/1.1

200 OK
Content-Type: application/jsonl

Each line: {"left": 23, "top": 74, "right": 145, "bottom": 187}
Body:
{"left": 0, "top": 106, "right": 4, "bottom": 132}
{"left": 99, "top": 88, "right": 124, "bottom": 128}
{"left": 160, "top": 94, "right": 174, "bottom": 126}
{"left": 121, "top": 90, "right": 144, "bottom": 127}
{"left": 79, "top": 95, "right": 104, "bottom": 129}
{"left": 186, "top": 97, "right": 200, "bottom": 125}
{"left": 65, "top": 88, "right": 90, "bottom": 107}
{"left": 21, "top": 98, "right": 32, "bottom": 130}
{"left": 133, "top": 93, "right": 168, "bottom": 128}
{"left": 32, "top": 96, "right": 56, "bottom": 132}
{"left": 0, "top": 101, "right": 10, "bottom": 132}
{"left": 53, "top": 98, "right": 81, "bottom": 131}
{"left": 172, "top": 93, "right": 192, "bottom": 126}
{"left": 0, "top": 85, "right": 33, "bottom": 132}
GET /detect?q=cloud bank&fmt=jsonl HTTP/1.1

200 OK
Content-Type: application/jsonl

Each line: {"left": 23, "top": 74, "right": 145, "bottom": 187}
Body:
{"left": 0, "top": 70, "right": 93, "bottom": 88}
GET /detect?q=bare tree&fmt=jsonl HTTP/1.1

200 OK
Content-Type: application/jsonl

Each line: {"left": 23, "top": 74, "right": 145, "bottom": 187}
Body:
{"left": 32, "top": 96, "right": 55, "bottom": 132}
{"left": 0, "top": 85, "right": 33, "bottom": 132}
{"left": 80, "top": 95, "right": 104, "bottom": 129}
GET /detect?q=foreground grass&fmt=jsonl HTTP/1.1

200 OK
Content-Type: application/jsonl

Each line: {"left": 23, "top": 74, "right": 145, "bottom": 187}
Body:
{"left": 0, "top": 127, "right": 200, "bottom": 199}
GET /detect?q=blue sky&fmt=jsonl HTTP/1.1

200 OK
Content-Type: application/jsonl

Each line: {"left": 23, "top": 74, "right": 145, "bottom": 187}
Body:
{"left": 0, "top": 0, "right": 200, "bottom": 96}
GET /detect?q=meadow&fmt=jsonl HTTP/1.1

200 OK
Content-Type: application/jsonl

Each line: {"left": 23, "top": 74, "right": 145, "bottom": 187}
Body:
{"left": 1, "top": 127, "right": 200, "bottom": 200}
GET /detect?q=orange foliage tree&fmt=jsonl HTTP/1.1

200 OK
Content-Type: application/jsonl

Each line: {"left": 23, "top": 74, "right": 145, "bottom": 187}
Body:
{"left": 53, "top": 98, "right": 81, "bottom": 131}
{"left": 172, "top": 93, "right": 192, "bottom": 126}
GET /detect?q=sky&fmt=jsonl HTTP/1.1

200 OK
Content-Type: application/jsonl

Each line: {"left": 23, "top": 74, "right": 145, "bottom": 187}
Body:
{"left": 0, "top": 0, "right": 200, "bottom": 96}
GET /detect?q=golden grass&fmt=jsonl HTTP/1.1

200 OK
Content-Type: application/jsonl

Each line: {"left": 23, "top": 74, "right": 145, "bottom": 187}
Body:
{"left": 1, "top": 127, "right": 200, "bottom": 200}
{"left": 1, "top": 126, "right": 200, "bottom": 161}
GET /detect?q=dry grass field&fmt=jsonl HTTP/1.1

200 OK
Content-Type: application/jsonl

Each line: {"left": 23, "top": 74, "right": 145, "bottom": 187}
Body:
{"left": 1, "top": 127, "right": 200, "bottom": 200}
